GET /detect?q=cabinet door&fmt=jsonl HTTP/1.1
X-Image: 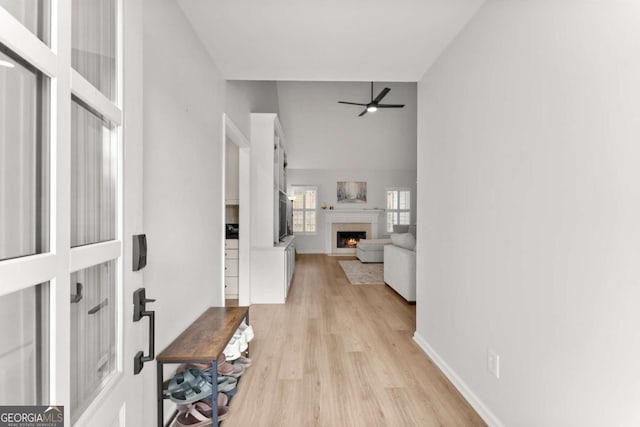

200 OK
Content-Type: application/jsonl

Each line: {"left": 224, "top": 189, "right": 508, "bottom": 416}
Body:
{"left": 225, "top": 239, "right": 239, "bottom": 249}
{"left": 224, "top": 249, "right": 239, "bottom": 260}
{"left": 225, "top": 259, "right": 239, "bottom": 277}
{"left": 224, "top": 277, "right": 239, "bottom": 297}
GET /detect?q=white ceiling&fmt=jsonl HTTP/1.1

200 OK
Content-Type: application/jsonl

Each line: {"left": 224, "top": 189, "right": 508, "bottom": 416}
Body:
{"left": 176, "top": 0, "right": 485, "bottom": 82}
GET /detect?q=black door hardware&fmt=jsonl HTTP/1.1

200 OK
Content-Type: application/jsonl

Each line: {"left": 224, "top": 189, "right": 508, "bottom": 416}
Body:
{"left": 133, "top": 288, "right": 156, "bottom": 375}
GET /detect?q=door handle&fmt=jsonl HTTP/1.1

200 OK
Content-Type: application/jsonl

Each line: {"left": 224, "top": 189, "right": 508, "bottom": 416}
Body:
{"left": 133, "top": 288, "right": 156, "bottom": 375}
{"left": 88, "top": 298, "right": 108, "bottom": 314}
{"left": 70, "top": 282, "right": 83, "bottom": 303}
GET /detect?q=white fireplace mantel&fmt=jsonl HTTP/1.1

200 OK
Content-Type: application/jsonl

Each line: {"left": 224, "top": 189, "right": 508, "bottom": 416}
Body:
{"left": 323, "top": 209, "right": 384, "bottom": 254}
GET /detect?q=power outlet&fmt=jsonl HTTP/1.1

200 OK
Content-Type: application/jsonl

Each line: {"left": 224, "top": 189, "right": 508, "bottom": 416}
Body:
{"left": 487, "top": 348, "right": 500, "bottom": 379}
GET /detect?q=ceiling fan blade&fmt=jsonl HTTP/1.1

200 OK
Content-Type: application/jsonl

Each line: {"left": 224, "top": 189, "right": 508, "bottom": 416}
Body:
{"left": 376, "top": 104, "right": 405, "bottom": 108}
{"left": 358, "top": 109, "right": 368, "bottom": 117}
{"left": 372, "top": 87, "right": 390, "bottom": 104}
{"left": 338, "top": 101, "right": 368, "bottom": 106}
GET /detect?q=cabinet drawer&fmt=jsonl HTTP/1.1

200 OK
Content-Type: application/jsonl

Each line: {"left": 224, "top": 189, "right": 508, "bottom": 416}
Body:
{"left": 224, "top": 249, "right": 239, "bottom": 259}
{"left": 225, "top": 276, "right": 238, "bottom": 295}
{"left": 225, "top": 259, "right": 239, "bottom": 276}
{"left": 225, "top": 239, "right": 239, "bottom": 249}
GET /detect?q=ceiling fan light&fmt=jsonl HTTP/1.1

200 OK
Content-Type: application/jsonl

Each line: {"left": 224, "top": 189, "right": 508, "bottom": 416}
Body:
{"left": 367, "top": 105, "right": 377, "bottom": 113}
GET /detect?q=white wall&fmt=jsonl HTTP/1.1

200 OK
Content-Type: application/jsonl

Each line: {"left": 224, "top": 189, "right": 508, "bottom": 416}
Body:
{"left": 225, "top": 80, "right": 279, "bottom": 139}
{"left": 416, "top": 1, "right": 640, "bottom": 426}
{"left": 142, "top": 0, "right": 225, "bottom": 419}
{"left": 277, "top": 81, "right": 417, "bottom": 170}
{"left": 287, "top": 168, "right": 416, "bottom": 253}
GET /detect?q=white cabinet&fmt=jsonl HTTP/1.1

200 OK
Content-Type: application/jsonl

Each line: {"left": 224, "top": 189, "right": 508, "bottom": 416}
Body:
{"left": 251, "top": 236, "right": 296, "bottom": 304}
{"left": 224, "top": 239, "right": 239, "bottom": 298}
{"left": 250, "top": 113, "right": 296, "bottom": 304}
{"left": 250, "top": 114, "right": 288, "bottom": 247}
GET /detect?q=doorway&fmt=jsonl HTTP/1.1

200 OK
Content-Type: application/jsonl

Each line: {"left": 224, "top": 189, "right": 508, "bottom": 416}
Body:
{"left": 222, "top": 114, "right": 251, "bottom": 306}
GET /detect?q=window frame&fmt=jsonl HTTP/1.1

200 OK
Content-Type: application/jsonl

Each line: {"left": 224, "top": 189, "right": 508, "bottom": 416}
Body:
{"left": 290, "top": 185, "right": 318, "bottom": 235}
{"left": 386, "top": 187, "right": 411, "bottom": 233}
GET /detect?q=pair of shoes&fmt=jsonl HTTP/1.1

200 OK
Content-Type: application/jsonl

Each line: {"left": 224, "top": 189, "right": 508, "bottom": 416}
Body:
{"left": 216, "top": 353, "right": 243, "bottom": 377}
{"left": 233, "top": 356, "right": 252, "bottom": 369}
{"left": 218, "top": 374, "right": 242, "bottom": 398}
{"left": 172, "top": 400, "right": 229, "bottom": 426}
{"left": 168, "top": 368, "right": 213, "bottom": 405}
{"left": 224, "top": 322, "right": 254, "bottom": 361}
{"left": 217, "top": 376, "right": 237, "bottom": 394}
{"left": 239, "top": 321, "right": 255, "bottom": 342}
{"left": 223, "top": 338, "right": 242, "bottom": 361}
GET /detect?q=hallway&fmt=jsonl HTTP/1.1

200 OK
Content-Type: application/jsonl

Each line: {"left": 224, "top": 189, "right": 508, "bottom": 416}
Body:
{"left": 224, "top": 254, "right": 485, "bottom": 426}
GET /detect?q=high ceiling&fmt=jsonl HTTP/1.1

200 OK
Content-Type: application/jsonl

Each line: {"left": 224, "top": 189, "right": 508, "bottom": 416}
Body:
{"left": 177, "top": 0, "right": 484, "bottom": 82}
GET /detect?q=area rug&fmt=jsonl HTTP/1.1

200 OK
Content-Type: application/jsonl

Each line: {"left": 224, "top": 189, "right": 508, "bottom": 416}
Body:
{"left": 338, "top": 260, "right": 385, "bottom": 285}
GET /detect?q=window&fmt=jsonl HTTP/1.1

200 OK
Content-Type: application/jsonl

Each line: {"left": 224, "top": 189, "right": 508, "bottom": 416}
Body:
{"left": 70, "top": 260, "right": 116, "bottom": 424}
{"left": 72, "top": 0, "right": 117, "bottom": 101}
{"left": 0, "top": 44, "right": 50, "bottom": 261}
{"left": 0, "top": 282, "right": 50, "bottom": 405}
{"left": 0, "top": 0, "right": 51, "bottom": 44}
{"left": 291, "top": 186, "right": 317, "bottom": 233}
{"left": 71, "top": 98, "right": 118, "bottom": 247}
{"left": 386, "top": 188, "right": 411, "bottom": 232}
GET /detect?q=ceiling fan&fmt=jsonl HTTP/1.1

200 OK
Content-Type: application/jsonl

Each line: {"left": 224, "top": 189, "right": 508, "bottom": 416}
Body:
{"left": 338, "top": 82, "right": 405, "bottom": 117}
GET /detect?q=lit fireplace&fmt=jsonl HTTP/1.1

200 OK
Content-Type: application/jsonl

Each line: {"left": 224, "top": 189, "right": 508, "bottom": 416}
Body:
{"left": 336, "top": 231, "right": 367, "bottom": 248}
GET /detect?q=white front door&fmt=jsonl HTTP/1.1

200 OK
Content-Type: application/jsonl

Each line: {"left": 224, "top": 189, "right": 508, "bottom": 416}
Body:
{"left": 0, "top": 0, "right": 146, "bottom": 426}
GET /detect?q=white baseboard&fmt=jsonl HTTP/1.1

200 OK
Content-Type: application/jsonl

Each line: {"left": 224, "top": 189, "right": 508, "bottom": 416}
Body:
{"left": 413, "top": 332, "right": 505, "bottom": 427}
{"left": 294, "top": 249, "right": 325, "bottom": 254}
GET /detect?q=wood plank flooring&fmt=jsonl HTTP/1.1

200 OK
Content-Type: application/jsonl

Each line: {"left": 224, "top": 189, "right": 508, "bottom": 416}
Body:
{"left": 224, "top": 254, "right": 485, "bottom": 427}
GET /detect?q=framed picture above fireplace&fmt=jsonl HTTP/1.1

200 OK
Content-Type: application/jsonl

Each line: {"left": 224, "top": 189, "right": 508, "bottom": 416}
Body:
{"left": 337, "top": 181, "right": 367, "bottom": 203}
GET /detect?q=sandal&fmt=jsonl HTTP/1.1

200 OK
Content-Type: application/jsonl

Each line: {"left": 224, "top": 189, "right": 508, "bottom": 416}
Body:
{"left": 173, "top": 402, "right": 212, "bottom": 427}
{"left": 226, "top": 363, "right": 244, "bottom": 379}
{"left": 168, "top": 369, "right": 213, "bottom": 404}
{"left": 217, "top": 376, "right": 237, "bottom": 393}
{"left": 169, "top": 368, "right": 210, "bottom": 391}
{"left": 217, "top": 361, "right": 235, "bottom": 376}
{"left": 234, "top": 356, "right": 252, "bottom": 368}
{"left": 173, "top": 401, "right": 229, "bottom": 426}
{"left": 176, "top": 363, "right": 212, "bottom": 374}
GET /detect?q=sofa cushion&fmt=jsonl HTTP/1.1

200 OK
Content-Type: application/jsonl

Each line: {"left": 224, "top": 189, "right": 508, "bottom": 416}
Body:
{"left": 357, "top": 238, "right": 392, "bottom": 250}
{"left": 390, "top": 233, "right": 416, "bottom": 251}
{"left": 392, "top": 224, "right": 410, "bottom": 233}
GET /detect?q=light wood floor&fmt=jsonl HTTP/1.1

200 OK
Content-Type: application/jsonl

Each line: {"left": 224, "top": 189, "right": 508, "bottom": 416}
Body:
{"left": 224, "top": 254, "right": 485, "bottom": 427}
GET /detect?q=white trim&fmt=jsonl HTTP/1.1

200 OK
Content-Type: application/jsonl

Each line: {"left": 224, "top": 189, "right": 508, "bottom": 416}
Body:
{"left": 223, "top": 113, "right": 252, "bottom": 306}
{"left": 69, "top": 240, "right": 122, "bottom": 273}
{"left": 0, "top": 253, "right": 57, "bottom": 296}
{"left": 412, "top": 332, "right": 506, "bottom": 427}
{"left": 0, "top": 9, "right": 58, "bottom": 77}
{"left": 224, "top": 114, "right": 250, "bottom": 148}
{"left": 71, "top": 69, "right": 123, "bottom": 125}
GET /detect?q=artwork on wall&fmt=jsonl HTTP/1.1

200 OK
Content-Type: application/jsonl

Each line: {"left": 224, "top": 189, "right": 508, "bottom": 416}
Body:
{"left": 337, "top": 181, "right": 367, "bottom": 203}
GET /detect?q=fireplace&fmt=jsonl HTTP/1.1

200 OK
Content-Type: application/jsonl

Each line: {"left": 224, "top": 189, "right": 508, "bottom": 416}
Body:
{"left": 336, "top": 231, "right": 367, "bottom": 248}
{"left": 326, "top": 212, "right": 382, "bottom": 254}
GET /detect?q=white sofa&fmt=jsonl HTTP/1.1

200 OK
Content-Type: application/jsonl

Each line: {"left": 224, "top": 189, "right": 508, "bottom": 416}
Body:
{"left": 383, "top": 225, "right": 416, "bottom": 302}
{"left": 356, "top": 238, "right": 392, "bottom": 263}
